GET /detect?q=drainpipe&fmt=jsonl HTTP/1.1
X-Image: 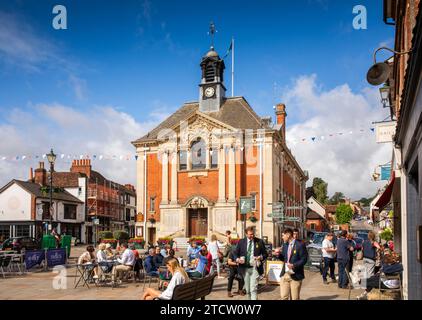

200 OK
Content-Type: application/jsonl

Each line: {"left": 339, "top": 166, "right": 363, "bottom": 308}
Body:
{"left": 259, "top": 137, "right": 263, "bottom": 238}
{"left": 144, "top": 149, "right": 147, "bottom": 243}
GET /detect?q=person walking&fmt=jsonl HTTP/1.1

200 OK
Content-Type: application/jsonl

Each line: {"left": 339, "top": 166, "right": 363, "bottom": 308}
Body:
{"left": 362, "top": 230, "right": 381, "bottom": 277}
{"left": 347, "top": 233, "right": 356, "bottom": 273}
{"left": 276, "top": 228, "right": 308, "bottom": 300}
{"left": 208, "top": 234, "right": 224, "bottom": 278}
{"left": 227, "top": 246, "right": 245, "bottom": 297}
{"left": 321, "top": 233, "right": 337, "bottom": 284}
{"left": 234, "top": 226, "right": 267, "bottom": 300}
{"left": 336, "top": 230, "right": 354, "bottom": 289}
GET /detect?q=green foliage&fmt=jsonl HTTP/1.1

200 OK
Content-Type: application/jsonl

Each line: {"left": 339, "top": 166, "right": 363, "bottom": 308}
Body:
{"left": 329, "top": 192, "right": 345, "bottom": 205}
{"left": 312, "top": 177, "right": 328, "bottom": 204}
{"left": 113, "top": 230, "right": 130, "bottom": 242}
{"left": 358, "top": 195, "right": 376, "bottom": 207}
{"left": 335, "top": 203, "right": 353, "bottom": 224}
{"left": 98, "top": 231, "right": 113, "bottom": 240}
{"left": 388, "top": 210, "right": 394, "bottom": 219}
{"left": 380, "top": 228, "right": 393, "bottom": 241}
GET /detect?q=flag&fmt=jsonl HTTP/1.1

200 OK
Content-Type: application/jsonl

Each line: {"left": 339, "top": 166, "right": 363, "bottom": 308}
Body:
{"left": 223, "top": 40, "right": 233, "bottom": 59}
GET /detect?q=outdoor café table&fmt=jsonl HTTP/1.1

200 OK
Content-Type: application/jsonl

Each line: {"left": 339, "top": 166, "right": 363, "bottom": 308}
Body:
{"left": 74, "top": 263, "right": 97, "bottom": 289}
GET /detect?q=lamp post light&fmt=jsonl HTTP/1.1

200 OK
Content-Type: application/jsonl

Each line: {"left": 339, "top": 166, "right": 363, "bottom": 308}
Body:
{"left": 47, "top": 149, "right": 57, "bottom": 232}
{"left": 379, "top": 84, "right": 391, "bottom": 108}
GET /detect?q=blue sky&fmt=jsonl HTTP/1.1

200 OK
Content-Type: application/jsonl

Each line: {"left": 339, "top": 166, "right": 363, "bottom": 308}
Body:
{"left": 0, "top": 0, "right": 395, "bottom": 198}
{"left": 0, "top": 0, "right": 394, "bottom": 122}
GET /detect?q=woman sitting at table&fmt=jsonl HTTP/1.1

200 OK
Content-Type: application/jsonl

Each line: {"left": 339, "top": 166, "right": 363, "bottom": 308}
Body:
{"left": 105, "top": 243, "right": 114, "bottom": 259}
{"left": 141, "top": 258, "right": 189, "bottom": 300}
{"left": 78, "top": 245, "right": 98, "bottom": 278}
{"left": 97, "top": 243, "right": 113, "bottom": 274}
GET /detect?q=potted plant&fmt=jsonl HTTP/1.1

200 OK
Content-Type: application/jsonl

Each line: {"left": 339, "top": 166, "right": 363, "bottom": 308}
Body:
{"left": 157, "top": 237, "right": 173, "bottom": 248}
{"left": 249, "top": 214, "right": 257, "bottom": 223}
{"left": 129, "top": 237, "right": 145, "bottom": 249}
{"left": 188, "top": 236, "right": 206, "bottom": 246}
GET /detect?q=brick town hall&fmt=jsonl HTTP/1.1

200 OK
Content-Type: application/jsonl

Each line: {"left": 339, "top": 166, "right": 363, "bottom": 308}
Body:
{"left": 132, "top": 42, "right": 307, "bottom": 246}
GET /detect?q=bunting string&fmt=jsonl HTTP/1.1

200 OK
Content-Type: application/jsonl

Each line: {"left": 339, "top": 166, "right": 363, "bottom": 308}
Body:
{"left": 0, "top": 128, "right": 376, "bottom": 161}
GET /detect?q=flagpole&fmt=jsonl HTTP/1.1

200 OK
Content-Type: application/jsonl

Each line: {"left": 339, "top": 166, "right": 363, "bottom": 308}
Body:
{"left": 231, "top": 37, "right": 234, "bottom": 97}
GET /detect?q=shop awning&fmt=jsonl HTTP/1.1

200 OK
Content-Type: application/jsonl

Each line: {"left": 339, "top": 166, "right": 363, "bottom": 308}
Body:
{"left": 374, "top": 171, "right": 395, "bottom": 210}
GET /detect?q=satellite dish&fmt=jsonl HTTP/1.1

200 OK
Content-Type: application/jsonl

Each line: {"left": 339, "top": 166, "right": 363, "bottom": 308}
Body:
{"left": 366, "top": 62, "right": 391, "bottom": 86}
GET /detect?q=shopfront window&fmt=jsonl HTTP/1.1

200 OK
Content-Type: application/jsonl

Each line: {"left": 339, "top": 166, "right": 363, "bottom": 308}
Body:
{"left": 15, "top": 225, "right": 30, "bottom": 237}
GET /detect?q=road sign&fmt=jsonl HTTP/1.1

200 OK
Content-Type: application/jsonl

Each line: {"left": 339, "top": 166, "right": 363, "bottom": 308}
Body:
{"left": 240, "top": 197, "right": 252, "bottom": 214}
{"left": 267, "top": 212, "right": 284, "bottom": 218}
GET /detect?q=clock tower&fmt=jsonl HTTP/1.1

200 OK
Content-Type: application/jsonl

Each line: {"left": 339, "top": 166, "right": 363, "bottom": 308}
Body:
{"left": 198, "top": 46, "right": 226, "bottom": 113}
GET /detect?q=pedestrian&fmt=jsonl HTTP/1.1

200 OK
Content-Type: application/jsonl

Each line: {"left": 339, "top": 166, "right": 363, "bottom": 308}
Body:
{"left": 347, "top": 233, "right": 356, "bottom": 273}
{"left": 321, "top": 232, "right": 337, "bottom": 284}
{"left": 234, "top": 226, "right": 267, "bottom": 300}
{"left": 208, "top": 234, "right": 224, "bottom": 278}
{"left": 276, "top": 228, "right": 308, "bottom": 300}
{"left": 336, "top": 230, "right": 354, "bottom": 289}
{"left": 227, "top": 246, "right": 245, "bottom": 297}
{"left": 293, "top": 228, "right": 303, "bottom": 243}
{"left": 362, "top": 230, "right": 381, "bottom": 277}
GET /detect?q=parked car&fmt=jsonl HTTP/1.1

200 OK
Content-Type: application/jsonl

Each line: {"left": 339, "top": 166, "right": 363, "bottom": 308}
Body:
{"left": 306, "top": 232, "right": 337, "bottom": 271}
{"left": 0, "top": 237, "right": 40, "bottom": 253}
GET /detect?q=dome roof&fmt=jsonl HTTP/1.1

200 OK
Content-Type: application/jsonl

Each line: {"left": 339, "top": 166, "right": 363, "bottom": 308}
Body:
{"left": 205, "top": 47, "right": 219, "bottom": 58}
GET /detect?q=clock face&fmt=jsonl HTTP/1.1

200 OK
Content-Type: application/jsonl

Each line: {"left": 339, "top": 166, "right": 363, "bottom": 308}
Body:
{"left": 204, "top": 86, "right": 215, "bottom": 98}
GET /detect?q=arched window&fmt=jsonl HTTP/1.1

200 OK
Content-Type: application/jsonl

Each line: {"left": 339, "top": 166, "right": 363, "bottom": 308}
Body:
{"left": 210, "top": 148, "right": 218, "bottom": 168}
{"left": 191, "top": 138, "right": 206, "bottom": 170}
{"left": 179, "top": 150, "right": 187, "bottom": 170}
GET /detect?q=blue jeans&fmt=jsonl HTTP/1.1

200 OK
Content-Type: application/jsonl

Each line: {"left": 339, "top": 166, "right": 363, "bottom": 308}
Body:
{"left": 322, "top": 257, "right": 335, "bottom": 281}
{"left": 337, "top": 259, "right": 349, "bottom": 288}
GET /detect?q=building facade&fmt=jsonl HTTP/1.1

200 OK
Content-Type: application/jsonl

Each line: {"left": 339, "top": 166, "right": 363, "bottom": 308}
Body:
{"left": 373, "top": 0, "right": 421, "bottom": 300}
{"left": 0, "top": 162, "right": 84, "bottom": 242}
{"left": 132, "top": 46, "right": 307, "bottom": 245}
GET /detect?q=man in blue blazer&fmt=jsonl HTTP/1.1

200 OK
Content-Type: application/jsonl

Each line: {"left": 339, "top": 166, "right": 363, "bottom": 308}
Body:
{"left": 234, "top": 226, "right": 268, "bottom": 300}
{"left": 276, "top": 228, "right": 308, "bottom": 300}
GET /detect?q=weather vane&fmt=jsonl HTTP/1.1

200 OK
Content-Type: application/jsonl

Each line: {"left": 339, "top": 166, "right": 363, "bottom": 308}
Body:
{"left": 207, "top": 21, "right": 217, "bottom": 49}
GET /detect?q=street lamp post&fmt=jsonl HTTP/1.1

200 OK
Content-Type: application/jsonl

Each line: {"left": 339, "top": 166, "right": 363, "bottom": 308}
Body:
{"left": 47, "top": 149, "right": 57, "bottom": 233}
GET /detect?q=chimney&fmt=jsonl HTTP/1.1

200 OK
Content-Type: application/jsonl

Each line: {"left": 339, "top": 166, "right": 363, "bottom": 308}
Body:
{"left": 29, "top": 167, "right": 34, "bottom": 182}
{"left": 70, "top": 159, "right": 92, "bottom": 177}
{"left": 34, "top": 162, "right": 47, "bottom": 186}
{"left": 275, "top": 103, "right": 287, "bottom": 140}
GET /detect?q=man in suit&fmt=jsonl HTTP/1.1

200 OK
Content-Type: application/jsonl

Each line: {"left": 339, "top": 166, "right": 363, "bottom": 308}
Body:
{"left": 234, "top": 226, "right": 268, "bottom": 300}
{"left": 276, "top": 228, "right": 308, "bottom": 300}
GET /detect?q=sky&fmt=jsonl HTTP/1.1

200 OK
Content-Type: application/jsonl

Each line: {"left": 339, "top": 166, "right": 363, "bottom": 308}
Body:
{"left": 0, "top": 0, "right": 395, "bottom": 199}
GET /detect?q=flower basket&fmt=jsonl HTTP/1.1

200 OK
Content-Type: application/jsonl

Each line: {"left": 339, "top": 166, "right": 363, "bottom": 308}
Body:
{"left": 102, "top": 238, "right": 117, "bottom": 249}
{"left": 188, "top": 236, "right": 206, "bottom": 246}
{"left": 157, "top": 237, "right": 173, "bottom": 248}
{"left": 249, "top": 215, "right": 258, "bottom": 223}
{"left": 129, "top": 237, "right": 145, "bottom": 249}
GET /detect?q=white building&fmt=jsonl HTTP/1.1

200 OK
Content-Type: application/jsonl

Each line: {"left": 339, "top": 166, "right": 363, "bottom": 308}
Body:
{"left": 0, "top": 164, "right": 84, "bottom": 242}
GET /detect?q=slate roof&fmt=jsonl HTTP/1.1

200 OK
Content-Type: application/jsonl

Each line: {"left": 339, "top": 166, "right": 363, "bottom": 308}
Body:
{"left": 0, "top": 180, "right": 83, "bottom": 203}
{"left": 306, "top": 210, "right": 326, "bottom": 220}
{"left": 51, "top": 172, "right": 86, "bottom": 188}
{"left": 132, "top": 96, "right": 265, "bottom": 144}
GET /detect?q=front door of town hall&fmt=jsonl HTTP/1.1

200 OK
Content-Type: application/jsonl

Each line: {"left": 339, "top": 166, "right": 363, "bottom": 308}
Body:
{"left": 188, "top": 208, "right": 208, "bottom": 237}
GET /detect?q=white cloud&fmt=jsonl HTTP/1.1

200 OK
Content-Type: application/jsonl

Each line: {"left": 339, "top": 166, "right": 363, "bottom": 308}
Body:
{"left": 0, "top": 10, "right": 88, "bottom": 100}
{"left": 0, "top": 103, "right": 168, "bottom": 188}
{"left": 283, "top": 75, "right": 391, "bottom": 200}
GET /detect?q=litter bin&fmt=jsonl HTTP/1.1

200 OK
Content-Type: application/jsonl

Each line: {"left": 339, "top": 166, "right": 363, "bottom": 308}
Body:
{"left": 41, "top": 235, "right": 56, "bottom": 250}
{"left": 60, "top": 235, "right": 72, "bottom": 258}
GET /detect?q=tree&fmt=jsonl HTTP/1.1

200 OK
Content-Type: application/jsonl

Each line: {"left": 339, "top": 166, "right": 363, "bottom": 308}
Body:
{"left": 329, "top": 192, "right": 345, "bottom": 204}
{"left": 312, "top": 177, "right": 328, "bottom": 204}
{"left": 335, "top": 203, "right": 354, "bottom": 224}
{"left": 306, "top": 186, "right": 315, "bottom": 200}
